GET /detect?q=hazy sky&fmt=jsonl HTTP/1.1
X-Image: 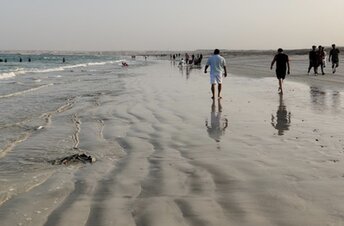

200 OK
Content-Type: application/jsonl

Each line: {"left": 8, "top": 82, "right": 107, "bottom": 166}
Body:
{"left": 1, "top": 0, "right": 344, "bottom": 51}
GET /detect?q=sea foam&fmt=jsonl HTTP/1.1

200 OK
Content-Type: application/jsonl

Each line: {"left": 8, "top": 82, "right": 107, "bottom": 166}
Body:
{"left": 0, "top": 60, "right": 122, "bottom": 80}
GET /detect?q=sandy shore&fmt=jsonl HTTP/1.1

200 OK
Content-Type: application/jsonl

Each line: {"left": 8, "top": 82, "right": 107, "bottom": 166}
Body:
{"left": 1, "top": 57, "right": 344, "bottom": 226}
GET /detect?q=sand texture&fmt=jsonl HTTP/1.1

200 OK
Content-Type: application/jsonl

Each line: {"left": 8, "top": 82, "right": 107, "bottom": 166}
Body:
{"left": 1, "top": 56, "right": 344, "bottom": 226}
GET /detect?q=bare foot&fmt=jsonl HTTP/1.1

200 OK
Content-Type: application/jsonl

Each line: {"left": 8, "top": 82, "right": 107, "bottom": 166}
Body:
{"left": 211, "top": 96, "right": 215, "bottom": 99}
{"left": 218, "top": 96, "right": 222, "bottom": 99}
{"left": 278, "top": 88, "right": 283, "bottom": 95}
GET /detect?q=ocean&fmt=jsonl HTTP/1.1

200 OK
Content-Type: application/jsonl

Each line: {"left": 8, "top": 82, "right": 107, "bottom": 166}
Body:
{"left": 0, "top": 53, "right": 150, "bottom": 184}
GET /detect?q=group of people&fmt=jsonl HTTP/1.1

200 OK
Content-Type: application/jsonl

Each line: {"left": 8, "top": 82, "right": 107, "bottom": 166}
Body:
{"left": 204, "top": 45, "right": 340, "bottom": 98}
{"left": 182, "top": 53, "right": 203, "bottom": 66}
{"left": 270, "top": 44, "right": 340, "bottom": 95}
{"left": 308, "top": 44, "right": 340, "bottom": 75}
{"left": 0, "top": 57, "right": 66, "bottom": 63}
{"left": 171, "top": 53, "right": 203, "bottom": 67}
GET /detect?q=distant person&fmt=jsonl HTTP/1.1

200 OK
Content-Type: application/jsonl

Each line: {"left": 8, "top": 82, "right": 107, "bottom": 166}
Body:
{"left": 4, "top": 59, "right": 7, "bottom": 63}
{"left": 204, "top": 49, "right": 227, "bottom": 99}
{"left": 317, "top": 46, "right": 325, "bottom": 75}
{"left": 194, "top": 54, "right": 203, "bottom": 66}
{"left": 322, "top": 47, "right": 327, "bottom": 68}
{"left": 190, "top": 54, "right": 195, "bottom": 64}
{"left": 0, "top": 59, "right": 3, "bottom": 62}
{"left": 329, "top": 44, "right": 340, "bottom": 74}
{"left": 28, "top": 57, "right": 31, "bottom": 62}
{"left": 122, "top": 61, "right": 128, "bottom": 67}
{"left": 19, "top": 57, "right": 22, "bottom": 62}
{"left": 185, "top": 53, "right": 189, "bottom": 64}
{"left": 308, "top": 45, "right": 318, "bottom": 75}
{"left": 178, "top": 58, "right": 185, "bottom": 66}
{"left": 62, "top": 57, "right": 66, "bottom": 63}
{"left": 270, "top": 48, "right": 290, "bottom": 95}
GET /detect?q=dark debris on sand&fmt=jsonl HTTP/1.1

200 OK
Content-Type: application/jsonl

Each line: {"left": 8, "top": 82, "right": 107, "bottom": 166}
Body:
{"left": 49, "top": 153, "right": 95, "bottom": 165}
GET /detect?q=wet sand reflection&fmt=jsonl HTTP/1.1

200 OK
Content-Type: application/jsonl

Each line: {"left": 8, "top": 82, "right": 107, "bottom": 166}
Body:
{"left": 271, "top": 95, "right": 291, "bottom": 136}
{"left": 310, "top": 86, "right": 341, "bottom": 113}
{"left": 205, "top": 99, "right": 229, "bottom": 142}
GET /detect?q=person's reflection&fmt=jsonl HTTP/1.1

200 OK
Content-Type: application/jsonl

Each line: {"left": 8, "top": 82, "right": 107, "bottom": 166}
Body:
{"left": 179, "top": 64, "right": 184, "bottom": 77}
{"left": 331, "top": 90, "right": 341, "bottom": 111}
{"left": 271, "top": 95, "right": 291, "bottom": 136}
{"left": 186, "top": 66, "right": 190, "bottom": 80}
{"left": 310, "top": 86, "right": 327, "bottom": 111}
{"left": 205, "top": 99, "right": 229, "bottom": 142}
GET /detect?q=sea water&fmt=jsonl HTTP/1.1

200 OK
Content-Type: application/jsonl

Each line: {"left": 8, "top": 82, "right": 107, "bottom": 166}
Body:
{"left": 0, "top": 52, "right": 150, "bottom": 178}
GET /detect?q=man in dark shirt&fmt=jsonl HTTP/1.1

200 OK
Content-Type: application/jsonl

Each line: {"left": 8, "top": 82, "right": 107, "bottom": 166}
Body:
{"left": 329, "top": 44, "right": 340, "bottom": 74}
{"left": 270, "top": 48, "right": 290, "bottom": 95}
{"left": 308, "top": 45, "right": 318, "bottom": 75}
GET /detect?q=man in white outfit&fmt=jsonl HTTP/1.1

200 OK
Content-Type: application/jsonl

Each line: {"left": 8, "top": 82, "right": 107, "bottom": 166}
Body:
{"left": 204, "top": 49, "right": 227, "bottom": 99}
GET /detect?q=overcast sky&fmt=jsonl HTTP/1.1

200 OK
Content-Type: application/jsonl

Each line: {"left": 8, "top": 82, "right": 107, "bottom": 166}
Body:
{"left": 1, "top": 0, "right": 344, "bottom": 51}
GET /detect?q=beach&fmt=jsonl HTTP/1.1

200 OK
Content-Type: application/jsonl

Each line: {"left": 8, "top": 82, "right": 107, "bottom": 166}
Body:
{"left": 1, "top": 54, "right": 344, "bottom": 226}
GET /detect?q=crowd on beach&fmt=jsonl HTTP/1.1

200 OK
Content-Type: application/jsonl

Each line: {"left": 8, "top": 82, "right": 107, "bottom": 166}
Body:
{"left": 170, "top": 53, "right": 203, "bottom": 66}
{"left": 307, "top": 44, "right": 340, "bottom": 75}
{"left": 173, "top": 45, "right": 340, "bottom": 98}
{"left": 270, "top": 44, "right": 340, "bottom": 94}
{"left": 0, "top": 57, "right": 66, "bottom": 63}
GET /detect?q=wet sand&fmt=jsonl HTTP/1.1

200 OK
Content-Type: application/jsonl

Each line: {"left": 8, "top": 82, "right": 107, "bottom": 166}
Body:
{"left": 1, "top": 57, "right": 344, "bottom": 226}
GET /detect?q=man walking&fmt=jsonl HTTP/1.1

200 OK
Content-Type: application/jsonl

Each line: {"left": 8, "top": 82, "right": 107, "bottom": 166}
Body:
{"left": 329, "top": 44, "right": 340, "bottom": 74}
{"left": 204, "top": 49, "right": 227, "bottom": 99}
{"left": 270, "top": 48, "right": 290, "bottom": 95}
{"left": 308, "top": 45, "right": 318, "bottom": 75}
{"left": 317, "top": 46, "right": 325, "bottom": 75}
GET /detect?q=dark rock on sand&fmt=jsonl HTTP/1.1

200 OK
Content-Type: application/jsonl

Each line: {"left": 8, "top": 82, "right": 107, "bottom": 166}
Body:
{"left": 49, "top": 153, "right": 95, "bottom": 165}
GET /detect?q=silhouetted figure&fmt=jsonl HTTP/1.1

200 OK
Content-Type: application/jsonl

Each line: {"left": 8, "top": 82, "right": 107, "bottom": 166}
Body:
{"left": 62, "top": 57, "right": 66, "bottom": 63}
{"left": 308, "top": 45, "right": 318, "bottom": 75}
{"left": 206, "top": 99, "right": 229, "bottom": 142}
{"left": 189, "top": 54, "right": 195, "bottom": 64}
{"left": 270, "top": 48, "right": 290, "bottom": 95}
{"left": 28, "top": 57, "right": 31, "bottom": 62}
{"left": 329, "top": 44, "right": 340, "bottom": 74}
{"left": 185, "top": 53, "right": 189, "bottom": 64}
{"left": 271, "top": 95, "right": 291, "bottom": 136}
{"left": 194, "top": 54, "right": 203, "bottom": 66}
{"left": 4, "top": 59, "right": 7, "bottom": 63}
{"left": 0, "top": 59, "right": 3, "bottom": 62}
{"left": 19, "top": 57, "right": 22, "bottom": 62}
{"left": 122, "top": 61, "right": 128, "bottom": 67}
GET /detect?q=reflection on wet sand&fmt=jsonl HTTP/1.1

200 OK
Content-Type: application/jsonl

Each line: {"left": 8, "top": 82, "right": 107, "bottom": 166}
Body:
{"left": 186, "top": 66, "right": 190, "bottom": 79}
{"left": 310, "top": 86, "right": 341, "bottom": 112}
{"left": 205, "top": 99, "right": 229, "bottom": 142}
{"left": 271, "top": 95, "right": 291, "bottom": 136}
{"left": 310, "top": 86, "right": 326, "bottom": 111}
